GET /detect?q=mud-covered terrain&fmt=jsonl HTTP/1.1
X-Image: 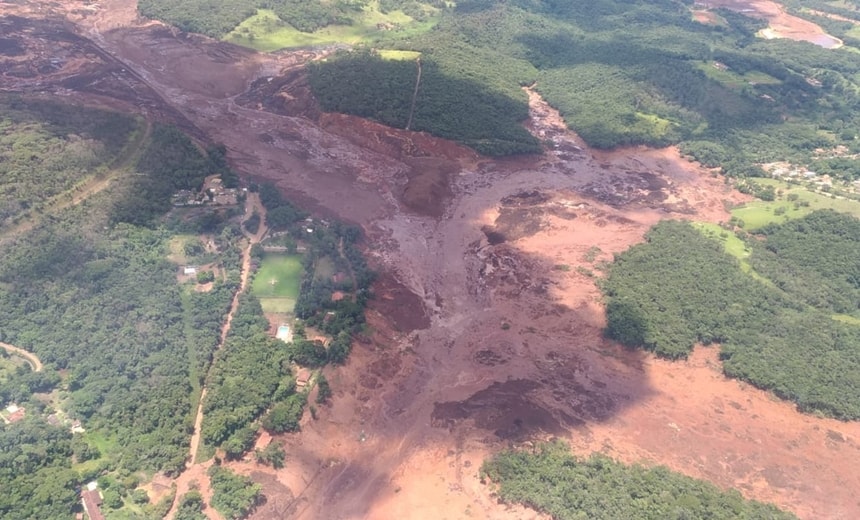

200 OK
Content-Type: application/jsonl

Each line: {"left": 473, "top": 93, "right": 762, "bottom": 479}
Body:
{"left": 3, "top": 1, "right": 860, "bottom": 519}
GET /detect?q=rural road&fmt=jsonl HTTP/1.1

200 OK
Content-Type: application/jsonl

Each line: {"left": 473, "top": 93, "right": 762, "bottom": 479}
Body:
{"left": 0, "top": 342, "right": 43, "bottom": 372}
{"left": 167, "top": 192, "right": 268, "bottom": 520}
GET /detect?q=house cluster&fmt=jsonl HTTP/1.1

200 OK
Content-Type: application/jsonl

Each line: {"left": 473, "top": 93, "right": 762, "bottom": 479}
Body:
{"left": 764, "top": 162, "right": 834, "bottom": 189}
{"left": 171, "top": 175, "right": 241, "bottom": 207}
{"left": 1, "top": 403, "right": 25, "bottom": 424}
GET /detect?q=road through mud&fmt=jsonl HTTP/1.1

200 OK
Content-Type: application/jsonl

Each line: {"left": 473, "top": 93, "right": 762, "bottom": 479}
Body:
{"left": 2, "top": 1, "right": 860, "bottom": 519}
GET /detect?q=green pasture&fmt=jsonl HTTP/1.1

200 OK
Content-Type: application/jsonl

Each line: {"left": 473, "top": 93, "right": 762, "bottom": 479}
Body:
{"left": 252, "top": 253, "right": 303, "bottom": 313}
{"left": 378, "top": 49, "right": 422, "bottom": 60}
{"left": 833, "top": 313, "right": 860, "bottom": 326}
{"left": 225, "top": 4, "right": 435, "bottom": 51}
{"left": 692, "top": 222, "right": 772, "bottom": 285}
{"left": 313, "top": 256, "right": 336, "bottom": 281}
{"left": 695, "top": 62, "right": 782, "bottom": 91}
{"left": 731, "top": 178, "right": 860, "bottom": 230}
{"left": 0, "top": 355, "right": 26, "bottom": 383}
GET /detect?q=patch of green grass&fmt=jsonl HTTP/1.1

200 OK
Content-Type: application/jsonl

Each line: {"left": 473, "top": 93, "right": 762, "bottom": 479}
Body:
{"left": 695, "top": 62, "right": 782, "bottom": 90}
{"left": 252, "top": 254, "right": 302, "bottom": 299}
{"left": 731, "top": 179, "right": 860, "bottom": 230}
{"left": 225, "top": 5, "right": 436, "bottom": 51}
{"left": 692, "top": 222, "right": 771, "bottom": 285}
{"left": 313, "top": 256, "right": 336, "bottom": 281}
{"left": 0, "top": 355, "right": 26, "bottom": 383}
{"left": 833, "top": 313, "right": 860, "bottom": 326}
{"left": 258, "top": 297, "right": 298, "bottom": 313}
{"left": 166, "top": 234, "right": 197, "bottom": 265}
{"left": 378, "top": 49, "right": 421, "bottom": 60}
{"left": 743, "top": 70, "right": 782, "bottom": 85}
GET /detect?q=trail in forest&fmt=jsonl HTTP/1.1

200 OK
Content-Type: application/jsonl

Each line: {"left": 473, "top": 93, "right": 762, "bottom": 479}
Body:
{"left": 0, "top": 120, "right": 153, "bottom": 244}
{"left": 0, "top": 342, "right": 43, "bottom": 372}
{"left": 167, "top": 192, "right": 268, "bottom": 519}
{"left": 405, "top": 58, "right": 422, "bottom": 131}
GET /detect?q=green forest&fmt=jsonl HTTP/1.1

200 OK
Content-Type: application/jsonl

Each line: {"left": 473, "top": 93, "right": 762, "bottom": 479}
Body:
{"left": 482, "top": 440, "right": 795, "bottom": 520}
{"left": 0, "top": 99, "right": 246, "bottom": 518}
{"left": 0, "top": 96, "right": 139, "bottom": 228}
{"left": 138, "top": 0, "right": 443, "bottom": 37}
{"left": 302, "top": 0, "right": 860, "bottom": 170}
{"left": 602, "top": 212, "right": 860, "bottom": 419}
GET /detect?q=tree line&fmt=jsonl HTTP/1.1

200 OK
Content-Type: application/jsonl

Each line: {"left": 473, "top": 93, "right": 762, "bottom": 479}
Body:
{"left": 602, "top": 213, "right": 860, "bottom": 419}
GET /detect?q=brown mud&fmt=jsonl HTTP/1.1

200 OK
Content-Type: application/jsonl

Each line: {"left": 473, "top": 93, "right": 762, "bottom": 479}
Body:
{"left": 2, "top": 1, "right": 859, "bottom": 519}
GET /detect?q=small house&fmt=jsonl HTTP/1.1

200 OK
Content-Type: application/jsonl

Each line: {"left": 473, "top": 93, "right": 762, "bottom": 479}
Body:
{"left": 296, "top": 368, "right": 312, "bottom": 389}
{"left": 81, "top": 482, "right": 105, "bottom": 520}
{"left": 183, "top": 266, "right": 197, "bottom": 276}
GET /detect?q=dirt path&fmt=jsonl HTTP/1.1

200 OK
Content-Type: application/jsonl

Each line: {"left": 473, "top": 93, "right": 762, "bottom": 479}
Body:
{"left": 405, "top": 58, "right": 421, "bottom": 131}
{"left": 0, "top": 342, "right": 43, "bottom": 372}
{"left": 0, "top": 119, "right": 152, "bottom": 244}
{"left": 167, "top": 192, "right": 268, "bottom": 519}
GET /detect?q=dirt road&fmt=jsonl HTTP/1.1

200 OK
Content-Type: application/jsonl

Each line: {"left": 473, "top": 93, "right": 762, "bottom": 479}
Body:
{"left": 0, "top": 342, "right": 42, "bottom": 372}
{"left": 167, "top": 192, "right": 268, "bottom": 519}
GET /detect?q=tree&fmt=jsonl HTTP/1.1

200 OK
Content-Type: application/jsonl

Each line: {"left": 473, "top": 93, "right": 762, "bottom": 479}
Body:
{"left": 315, "top": 374, "right": 332, "bottom": 404}
{"left": 255, "top": 442, "right": 286, "bottom": 469}
{"left": 262, "top": 394, "right": 306, "bottom": 433}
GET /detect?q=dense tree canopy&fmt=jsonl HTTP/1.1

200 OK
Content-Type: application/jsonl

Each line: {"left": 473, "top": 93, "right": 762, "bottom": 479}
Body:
{"left": 602, "top": 214, "right": 860, "bottom": 419}
{"left": 482, "top": 440, "right": 795, "bottom": 520}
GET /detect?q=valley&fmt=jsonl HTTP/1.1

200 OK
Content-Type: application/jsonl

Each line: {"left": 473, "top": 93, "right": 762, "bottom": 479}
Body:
{"left": 1, "top": 1, "right": 860, "bottom": 519}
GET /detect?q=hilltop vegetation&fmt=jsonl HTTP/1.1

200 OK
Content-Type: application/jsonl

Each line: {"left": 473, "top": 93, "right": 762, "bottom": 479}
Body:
{"left": 602, "top": 213, "right": 860, "bottom": 419}
{"left": 308, "top": 51, "right": 540, "bottom": 155}
{"left": 0, "top": 96, "right": 139, "bottom": 228}
{"left": 301, "top": 0, "right": 860, "bottom": 164}
{"left": 138, "top": 0, "right": 444, "bottom": 38}
{"left": 482, "top": 440, "right": 795, "bottom": 520}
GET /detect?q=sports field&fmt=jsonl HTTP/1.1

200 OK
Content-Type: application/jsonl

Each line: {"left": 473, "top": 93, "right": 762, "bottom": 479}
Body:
{"left": 252, "top": 253, "right": 303, "bottom": 312}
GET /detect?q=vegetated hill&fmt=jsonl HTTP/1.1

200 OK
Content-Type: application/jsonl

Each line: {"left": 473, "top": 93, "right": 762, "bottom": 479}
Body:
{"left": 0, "top": 96, "right": 139, "bottom": 227}
{"left": 308, "top": 51, "right": 541, "bottom": 155}
{"left": 302, "top": 0, "right": 860, "bottom": 165}
{"left": 482, "top": 440, "right": 796, "bottom": 520}
{"left": 602, "top": 214, "right": 860, "bottom": 419}
{"left": 137, "top": 0, "right": 444, "bottom": 38}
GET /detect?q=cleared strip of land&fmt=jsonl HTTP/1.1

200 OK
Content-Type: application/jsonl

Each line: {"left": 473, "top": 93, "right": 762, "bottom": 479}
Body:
{"left": 0, "top": 342, "right": 43, "bottom": 372}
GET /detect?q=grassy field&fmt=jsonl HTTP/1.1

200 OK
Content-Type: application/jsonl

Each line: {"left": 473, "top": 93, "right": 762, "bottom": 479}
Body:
{"left": 166, "top": 234, "right": 197, "bottom": 265}
{"left": 225, "top": 4, "right": 436, "bottom": 51}
{"left": 692, "top": 222, "right": 772, "bottom": 285}
{"left": 252, "top": 253, "right": 303, "bottom": 313}
{"left": 313, "top": 256, "right": 336, "bottom": 281}
{"left": 695, "top": 62, "right": 782, "bottom": 90}
{"left": 731, "top": 178, "right": 860, "bottom": 230}
{"left": 0, "top": 354, "right": 26, "bottom": 383}
{"left": 378, "top": 49, "right": 421, "bottom": 60}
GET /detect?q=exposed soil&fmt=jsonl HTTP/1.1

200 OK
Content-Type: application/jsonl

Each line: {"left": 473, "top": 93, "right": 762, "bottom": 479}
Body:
{"left": 0, "top": 341, "right": 43, "bottom": 372}
{"left": 702, "top": 0, "right": 844, "bottom": 47}
{"left": 3, "top": 1, "right": 860, "bottom": 519}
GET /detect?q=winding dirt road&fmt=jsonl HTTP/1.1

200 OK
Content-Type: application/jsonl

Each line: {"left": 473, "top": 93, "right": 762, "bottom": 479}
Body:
{"left": 168, "top": 192, "right": 268, "bottom": 520}
{"left": 0, "top": 342, "right": 42, "bottom": 372}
